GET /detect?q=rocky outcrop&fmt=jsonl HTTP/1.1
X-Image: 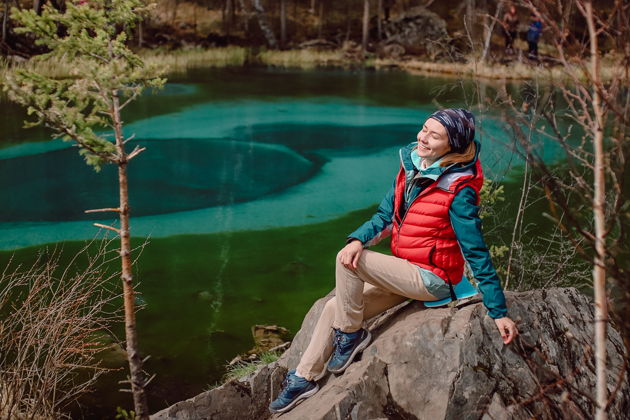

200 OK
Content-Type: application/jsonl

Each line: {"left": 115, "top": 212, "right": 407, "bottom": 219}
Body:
{"left": 151, "top": 288, "right": 629, "bottom": 420}
{"left": 380, "top": 7, "right": 450, "bottom": 58}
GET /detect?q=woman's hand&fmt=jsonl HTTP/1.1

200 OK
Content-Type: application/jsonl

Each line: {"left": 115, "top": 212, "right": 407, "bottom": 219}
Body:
{"left": 494, "top": 317, "right": 518, "bottom": 344}
{"left": 338, "top": 240, "right": 364, "bottom": 270}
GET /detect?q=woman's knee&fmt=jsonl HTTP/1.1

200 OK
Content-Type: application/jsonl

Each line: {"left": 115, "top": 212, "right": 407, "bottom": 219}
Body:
{"left": 335, "top": 251, "right": 350, "bottom": 272}
{"left": 336, "top": 248, "right": 368, "bottom": 269}
{"left": 335, "top": 250, "right": 344, "bottom": 266}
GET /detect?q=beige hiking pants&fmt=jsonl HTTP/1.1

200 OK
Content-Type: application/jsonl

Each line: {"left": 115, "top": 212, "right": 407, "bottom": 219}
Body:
{"left": 295, "top": 249, "right": 437, "bottom": 381}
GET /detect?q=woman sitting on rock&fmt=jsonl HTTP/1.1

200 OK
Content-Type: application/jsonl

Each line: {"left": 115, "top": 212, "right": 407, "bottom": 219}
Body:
{"left": 269, "top": 108, "right": 519, "bottom": 414}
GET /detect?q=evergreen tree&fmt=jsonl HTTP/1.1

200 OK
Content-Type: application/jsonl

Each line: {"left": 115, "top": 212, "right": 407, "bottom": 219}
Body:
{"left": 4, "top": 1, "right": 165, "bottom": 418}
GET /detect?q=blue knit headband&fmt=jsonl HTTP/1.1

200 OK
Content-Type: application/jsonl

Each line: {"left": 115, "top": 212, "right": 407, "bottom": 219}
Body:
{"left": 429, "top": 108, "right": 476, "bottom": 154}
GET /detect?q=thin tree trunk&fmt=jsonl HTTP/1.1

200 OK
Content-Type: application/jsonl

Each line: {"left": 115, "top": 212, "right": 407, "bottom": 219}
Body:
{"left": 193, "top": 2, "right": 198, "bottom": 34}
{"left": 137, "top": 21, "right": 143, "bottom": 47}
{"left": 480, "top": 0, "right": 502, "bottom": 62}
{"left": 251, "top": 0, "right": 278, "bottom": 49}
{"left": 221, "top": 0, "right": 230, "bottom": 35}
{"left": 237, "top": 0, "right": 249, "bottom": 33}
{"left": 280, "top": 0, "right": 286, "bottom": 48}
{"left": 230, "top": 0, "right": 236, "bottom": 34}
{"left": 171, "top": 0, "right": 178, "bottom": 26}
{"left": 310, "top": 0, "right": 315, "bottom": 14}
{"left": 344, "top": 1, "right": 351, "bottom": 42}
{"left": 223, "top": 0, "right": 236, "bottom": 37}
{"left": 585, "top": 2, "right": 608, "bottom": 419}
{"left": 465, "top": 0, "right": 475, "bottom": 44}
{"left": 34, "top": 0, "right": 43, "bottom": 14}
{"left": 2, "top": 0, "right": 9, "bottom": 43}
{"left": 377, "top": 0, "right": 383, "bottom": 41}
{"left": 317, "top": 0, "right": 323, "bottom": 39}
{"left": 505, "top": 159, "right": 530, "bottom": 290}
{"left": 362, "top": 0, "right": 369, "bottom": 53}
{"left": 112, "top": 91, "right": 149, "bottom": 420}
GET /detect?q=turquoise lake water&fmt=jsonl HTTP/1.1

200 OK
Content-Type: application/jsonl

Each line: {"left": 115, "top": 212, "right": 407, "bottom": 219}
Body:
{"left": 0, "top": 67, "right": 553, "bottom": 417}
{"left": 0, "top": 68, "right": 549, "bottom": 250}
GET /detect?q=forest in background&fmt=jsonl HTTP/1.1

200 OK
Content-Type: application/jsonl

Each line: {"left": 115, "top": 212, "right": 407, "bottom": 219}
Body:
{"left": 1, "top": 0, "right": 621, "bottom": 64}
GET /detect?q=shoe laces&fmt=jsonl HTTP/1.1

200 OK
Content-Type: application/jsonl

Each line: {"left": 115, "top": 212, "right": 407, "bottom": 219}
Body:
{"left": 281, "top": 372, "right": 295, "bottom": 390}
{"left": 332, "top": 329, "right": 349, "bottom": 356}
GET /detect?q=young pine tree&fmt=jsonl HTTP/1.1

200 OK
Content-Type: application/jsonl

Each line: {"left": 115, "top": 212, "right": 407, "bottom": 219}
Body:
{"left": 4, "top": 1, "right": 165, "bottom": 418}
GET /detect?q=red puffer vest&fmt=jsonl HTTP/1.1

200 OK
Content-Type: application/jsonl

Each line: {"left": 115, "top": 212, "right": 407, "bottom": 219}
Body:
{"left": 390, "top": 159, "right": 484, "bottom": 286}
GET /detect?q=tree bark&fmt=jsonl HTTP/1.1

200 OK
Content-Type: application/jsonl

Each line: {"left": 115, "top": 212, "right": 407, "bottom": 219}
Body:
{"left": 2, "top": 0, "right": 8, "bottom": 43}
{"left": 137, "top": 21, "right": 143, "bottom": 48}
{"left": 317, "top": 0, "right": 323, "bottom": 39}
{"left": 171, "top": 0, "right": 178, "bottom": 26}
{"left": 34, "top": 0, "right": 43, "bottom": 14}
{"left": 480, "top": 0, "right": 502, "bottom": 62}
{"left": 237, "top": 0, "right": 249, "bottom": 33}
{"left": 344, "top": 1, "right": 350, "bottom": 42}
{"left": 223, "top": 0, "right": 236, "bottom": 36}
{"left": 251, "top": 0, "right": 278, "bottom": 49}
{"left": 377, "top": 0, "right": 383, "bottom": 41}
{"left": 362, "top": 0, "right": 369, "bottom": 53}
{"left": 230, "top": 0, "right": 236, "bottom": 34}
{"left": 112, "top": 90, "right": 150, "bottom": 420}
{"left": 585, "top": 2, "right": 608, "bottom": 419}
{"left": 464, "top": 0, "right": 475, "bottom": 42}
{"left": 280, "top": 0, "right": 286, "bottom": 48}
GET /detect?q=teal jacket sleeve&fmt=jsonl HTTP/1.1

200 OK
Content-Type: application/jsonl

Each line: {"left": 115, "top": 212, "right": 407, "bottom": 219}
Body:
{"left": 449, "top": 186, "right": 508, "bottom": 319}
{"left": 347, "top": 185, "right": 395, "bottom": 246}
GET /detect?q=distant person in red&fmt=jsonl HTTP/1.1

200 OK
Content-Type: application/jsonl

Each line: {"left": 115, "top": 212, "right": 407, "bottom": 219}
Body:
{"left": 502, "top": 5, "right": 519, "bottom": 55}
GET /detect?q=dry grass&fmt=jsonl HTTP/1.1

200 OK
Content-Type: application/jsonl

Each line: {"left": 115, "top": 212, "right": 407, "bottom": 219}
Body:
{"left": 0, "top": 47, "right": 247, "bottom": 81}
{"left": 258, "top": 49, "right": 345, "bottom": 69}
{"left": 2, "top": 46, "right": 624, "bottom": 82}
{"left": 0, "top": 55, "right": 75, "bottom": 81}
{"left": 381, "top": 58, "right": 561, "bottom": 81}
{"left": 375, "top": 55, "right": 626, "bottom": 82}
{"left": 140, "top": 47, "right": 247, "bottom": 73}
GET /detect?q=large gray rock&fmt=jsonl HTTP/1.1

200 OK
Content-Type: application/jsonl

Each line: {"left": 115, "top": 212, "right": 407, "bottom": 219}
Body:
{"left": 151, "top": 288, "right": 629, "bottom": 420}
{"left": 380, "top": 6, "right": 449, "bottom": 57}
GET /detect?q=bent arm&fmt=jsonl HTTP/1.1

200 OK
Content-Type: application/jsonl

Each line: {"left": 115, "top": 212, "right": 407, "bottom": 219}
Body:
{"left": 449, "top": 186, "right": 508, "bottom": 319}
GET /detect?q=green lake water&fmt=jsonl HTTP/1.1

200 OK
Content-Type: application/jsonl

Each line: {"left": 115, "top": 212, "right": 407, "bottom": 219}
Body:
{"left": 0, "top": 67, "right": 554, "bottom": 418}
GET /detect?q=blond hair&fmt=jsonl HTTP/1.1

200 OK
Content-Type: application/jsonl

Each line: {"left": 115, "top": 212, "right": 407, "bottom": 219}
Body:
{"left": 440, "top": 142, "right": 476, "bottom": 167}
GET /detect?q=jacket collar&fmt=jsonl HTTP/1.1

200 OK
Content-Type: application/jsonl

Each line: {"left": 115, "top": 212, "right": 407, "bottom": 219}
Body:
{"left": 399, "top": 140, "right": 481, "bottom": 180}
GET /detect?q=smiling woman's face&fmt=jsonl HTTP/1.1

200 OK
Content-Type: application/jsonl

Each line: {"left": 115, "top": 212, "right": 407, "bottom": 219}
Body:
{"left": 416, "top": 117, "right": 451, "bottom": 162}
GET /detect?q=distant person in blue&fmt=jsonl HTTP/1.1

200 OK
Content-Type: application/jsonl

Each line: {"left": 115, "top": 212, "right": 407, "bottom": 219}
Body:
{"left": 527, "top": 12, "right": 543, "bottom": 59}
{"left": 268, "top": 108, "right": 519, "bottom": 414}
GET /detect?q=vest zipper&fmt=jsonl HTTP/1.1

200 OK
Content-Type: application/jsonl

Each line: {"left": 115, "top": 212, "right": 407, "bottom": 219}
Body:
{"left": 395, "top": 184, "right": 438, "bottom": 255}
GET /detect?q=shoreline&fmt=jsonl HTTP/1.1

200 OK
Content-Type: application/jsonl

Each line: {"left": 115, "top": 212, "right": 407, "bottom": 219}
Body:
{"left": 2, "top": 46, "right": 623, "bottom": 83}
